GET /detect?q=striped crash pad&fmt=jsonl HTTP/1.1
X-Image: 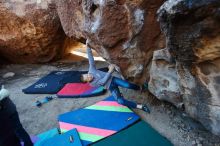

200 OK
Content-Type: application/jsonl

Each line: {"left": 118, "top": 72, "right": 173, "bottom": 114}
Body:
{"left": 57, "top": 83, "right": 105, "bottom": 98}
{"left": 58, "top": 96, "right": 140, "bottom": 146}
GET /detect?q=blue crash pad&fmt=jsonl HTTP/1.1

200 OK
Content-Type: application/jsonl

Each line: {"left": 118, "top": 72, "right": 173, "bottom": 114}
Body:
{"left": 34, "top": 128, "right": 59, "bottom": 146}
{"left": 41, "top": 129, "right": 82, "bottom": 146}
{"left": 23, "top": 68, "right": 108, "bottom": 94}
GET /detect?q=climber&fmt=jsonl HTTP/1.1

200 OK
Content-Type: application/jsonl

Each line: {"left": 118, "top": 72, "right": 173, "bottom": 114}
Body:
{"left": 81, "top": 40, "right": 150, "bottom": 113}
{"left": 0, "top": 85, "right": 33, "bottom": 146}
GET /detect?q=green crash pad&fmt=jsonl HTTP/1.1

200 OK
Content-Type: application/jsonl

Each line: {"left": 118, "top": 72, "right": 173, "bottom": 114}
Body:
{"left": 92, "top": 121, "right": 173, "bottom": 146}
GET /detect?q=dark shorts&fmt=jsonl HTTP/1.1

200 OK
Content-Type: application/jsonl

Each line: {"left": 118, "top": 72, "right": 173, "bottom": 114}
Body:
{"left": 0, "top": 97, "right": 21, "bottom": 146}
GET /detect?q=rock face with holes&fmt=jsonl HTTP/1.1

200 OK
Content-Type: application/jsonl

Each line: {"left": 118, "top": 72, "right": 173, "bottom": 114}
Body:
{"left": 0, "top": 0, "right": 65, "bottom": 63}
{"left": 148, "top": 48, "right": 183, "bottom": 108}
{"left": 149, "top": 0, "right": 220, "bottom": 135}
{"left": 56, "top": 0, "right": 165, "bottom": 83}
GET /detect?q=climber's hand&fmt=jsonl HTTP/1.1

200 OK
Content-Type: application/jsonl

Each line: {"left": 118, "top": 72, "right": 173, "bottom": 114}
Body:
{"left": 108, "top": 64, "right": 116, "bottom": 73}
{"left": 0, "top": 85, "right": 10, "bottom": 101}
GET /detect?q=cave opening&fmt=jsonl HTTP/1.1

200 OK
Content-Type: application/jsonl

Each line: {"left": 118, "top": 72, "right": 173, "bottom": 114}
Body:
{"left": 60, "top": 38, "right": 105, "bottom": 63}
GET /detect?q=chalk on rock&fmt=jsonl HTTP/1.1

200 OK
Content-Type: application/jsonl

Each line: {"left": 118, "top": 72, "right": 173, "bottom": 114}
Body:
{"left": 2, "top": 72, "right": 15, "bottom": 79}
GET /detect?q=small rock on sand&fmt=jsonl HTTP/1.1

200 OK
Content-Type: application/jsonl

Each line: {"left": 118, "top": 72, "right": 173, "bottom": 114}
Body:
{"left": 2, "top": 72, "right": 15, "bottom": 79}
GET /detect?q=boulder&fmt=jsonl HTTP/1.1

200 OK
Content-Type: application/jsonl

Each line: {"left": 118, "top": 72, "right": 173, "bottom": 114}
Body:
{"left": 56, "top": 0, "right": 165, "bottom": 83}
{"left": 149, "top": 0, "right": 220, "bottom": 135}
{"left": 148, "top": 48, "right": 183, "bottom": 108}
{"left": 0, "top": 0, "right": 65, "bottom": 63}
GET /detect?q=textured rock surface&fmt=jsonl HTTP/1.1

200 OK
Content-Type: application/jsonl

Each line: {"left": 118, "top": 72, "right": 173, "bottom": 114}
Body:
{"left": 149, "top": 48, "right": 182, "bottom": 108}
{"left": 149, "top": 0, "right": 220, "bottom": 136}
{"left": 0, "top": 0, "right": 65, "bottom": 63}
{"left": 56, "top": 0, "right": 165, "bottom": 83}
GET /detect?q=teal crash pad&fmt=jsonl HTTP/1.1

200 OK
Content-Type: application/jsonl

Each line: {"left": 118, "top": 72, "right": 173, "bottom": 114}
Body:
{"left": 92, "top": 121, "right": 173, "bottom": 146}
{"left": 34, "top": 128, "right": 59, "bottom": 146}
{"left": 41, "top": 129, "right": 82, "bottom": 146}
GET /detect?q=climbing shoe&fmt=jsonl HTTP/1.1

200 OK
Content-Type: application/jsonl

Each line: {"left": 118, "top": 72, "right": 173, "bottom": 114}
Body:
{"left": 140, "top": 82, "right": 148, "bottom": 92}
{"left": 35, "top": 100, "right": 42, "bottom": 107}
{"left": 142, "top": 104, "right": 150, "bottom": 113}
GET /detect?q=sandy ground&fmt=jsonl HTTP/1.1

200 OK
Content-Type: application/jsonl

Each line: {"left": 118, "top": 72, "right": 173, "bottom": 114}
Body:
{"left": 0, "top": 61, "right": 220, "bottom": 146}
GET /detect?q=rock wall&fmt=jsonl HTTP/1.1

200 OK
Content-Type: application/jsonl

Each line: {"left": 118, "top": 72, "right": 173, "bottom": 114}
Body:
{"left": 149, "top": 0, "right": 220, "bottom": 135}
{"left": 0, "top": 0, "right": 65, "bottom": 63}
{"left": 56, "top": 0, "right": 165, "bottom": 83}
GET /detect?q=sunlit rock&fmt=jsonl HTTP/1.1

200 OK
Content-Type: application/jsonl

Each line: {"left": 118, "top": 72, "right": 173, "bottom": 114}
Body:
{"left": 0, "top": 0, "right": 65, "bottom": 63}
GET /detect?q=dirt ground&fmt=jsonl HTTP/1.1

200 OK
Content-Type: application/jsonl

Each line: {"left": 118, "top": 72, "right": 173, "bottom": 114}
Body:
{"left": 0, "top": 61, "right": 220, "bottom": 146}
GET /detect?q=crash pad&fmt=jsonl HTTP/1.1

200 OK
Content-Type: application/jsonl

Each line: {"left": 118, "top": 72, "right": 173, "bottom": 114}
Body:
{"left": 22, "top": 71, "right": 85, "bottom": 94}
{"left": 57, "top": 83, "right": 105, "bottom": 98}
{"left": 41, "top": 129, "right": 82, "bottom": 146}
{"left": 58, "top": 96, "right": 140, "bottom": 146}
{"left": 34, "top": 128, "right": 59, "bottom": 146}
{"left": 92, "top": 121, "right": 173, "bottom": 146}
{"left": 22, "top": 68, "right": 108, "bottom": 94}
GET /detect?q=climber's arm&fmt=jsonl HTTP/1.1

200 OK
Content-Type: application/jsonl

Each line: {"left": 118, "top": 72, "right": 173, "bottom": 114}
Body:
{"left": 97, "top": 64, "right": 115, "bottom": 85}
{"left": 87, "top": 43, "right": 96, "bottom": 71}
